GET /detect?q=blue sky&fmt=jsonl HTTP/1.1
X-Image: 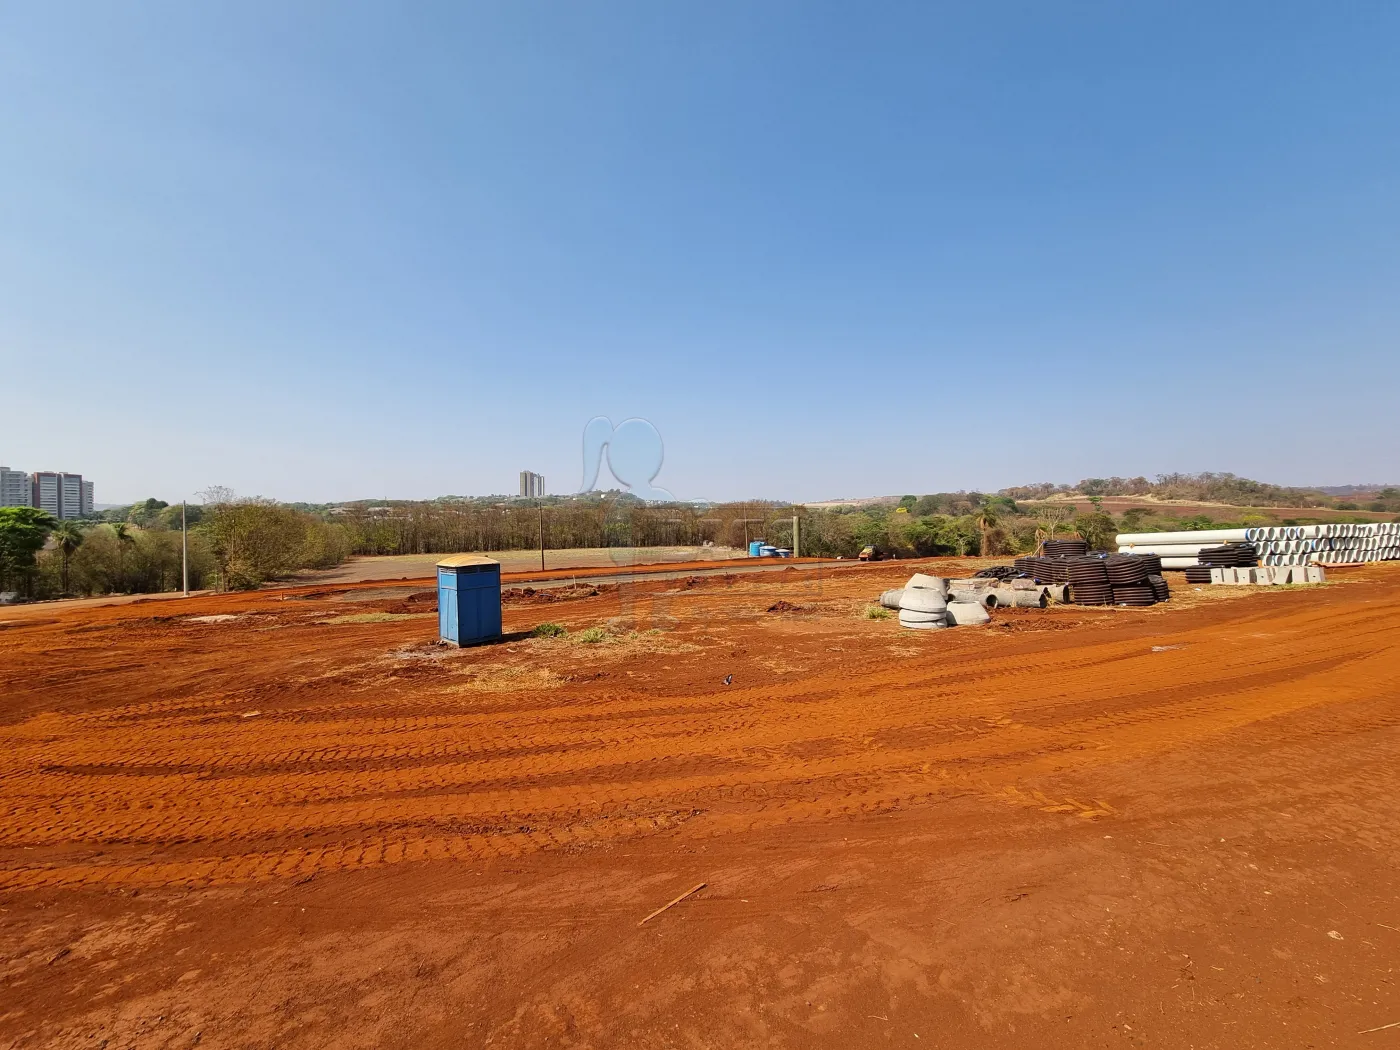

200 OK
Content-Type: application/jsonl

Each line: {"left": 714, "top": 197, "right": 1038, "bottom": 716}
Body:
{"left": 2, "top": 2, "right": 1397, "bottom": 505}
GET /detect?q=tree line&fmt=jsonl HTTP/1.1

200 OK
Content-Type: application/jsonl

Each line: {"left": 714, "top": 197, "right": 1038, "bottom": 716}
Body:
{"left": 1001, "top": 472, "right": 1348, "bottom": 508}
{"left": 6, "top": 475, "right": 1392, "bottom": 603}
{"left": 0, "top": 494, "right": 351, "bottom": 601}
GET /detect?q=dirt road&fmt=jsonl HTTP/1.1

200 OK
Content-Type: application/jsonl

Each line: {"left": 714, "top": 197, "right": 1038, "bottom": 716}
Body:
{"left": 1, "top": 560, "right": 1396, "bottom": 1048}
{"left": 293, "top": 545, "right": 752, "bottom": 584}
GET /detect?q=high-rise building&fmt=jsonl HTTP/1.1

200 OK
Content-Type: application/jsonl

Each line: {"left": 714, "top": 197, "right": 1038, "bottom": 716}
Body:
{"left": 32, "top": 472, "right": 61, "bottom": 516}
{"left": 0, "top": 467, "right": 31, "bottom": 508}
{"left": 60, "top": 473, "right": 82, "bottom": 518}
{"left": 518, "top": 471, "right": 545, "bottom": 498}
{"left": 29, "top": 471, "right": 89, "bottom": 519}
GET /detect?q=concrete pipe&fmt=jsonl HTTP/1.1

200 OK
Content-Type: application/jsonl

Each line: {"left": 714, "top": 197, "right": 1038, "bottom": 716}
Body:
{"left": 945, "top": 601, "right": 991, "bottom": 626}
{"left": 1012, "top": 589, "right": 1049, "bottom": 609}
{"left": 900, "top": 589, "right": 948, "bottom": 614}
{"left": 898, "top": 611, "right": 945, "bottom": 630}
{"left": 949, "top": 588, "right": 999, "bottom": 609}
{"left": 904, "top": 573, "right": 948, "bottom": 598}
{"left": 879, "top": 589, "right": 905, "bottom": 610}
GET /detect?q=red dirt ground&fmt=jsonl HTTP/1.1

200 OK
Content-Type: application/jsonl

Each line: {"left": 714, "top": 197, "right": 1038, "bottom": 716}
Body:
{"left": 1, "top": 560, "right": 1397, "bottom": 1048}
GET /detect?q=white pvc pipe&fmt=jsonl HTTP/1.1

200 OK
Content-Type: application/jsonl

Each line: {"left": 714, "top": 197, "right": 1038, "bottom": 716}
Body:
{"left": 1160, "top": 556, "right": 1202, "bottom": 569}
{"left": 1116, "top": 544, "right": 1214, "bottom": 556}
{"left": 1116, "top": 529, "right": 1250, "bottom": 546}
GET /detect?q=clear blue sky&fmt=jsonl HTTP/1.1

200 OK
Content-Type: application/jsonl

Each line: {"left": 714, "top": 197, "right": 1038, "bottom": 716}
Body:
{"left": 2, "top": 2, "right": 1397, "bottom": 505}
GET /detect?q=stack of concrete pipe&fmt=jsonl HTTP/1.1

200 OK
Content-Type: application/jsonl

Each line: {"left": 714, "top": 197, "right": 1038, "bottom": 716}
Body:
{"left": 880, "top": 574, "right": 996, "bottom": 629}
{"left": 879, "top": 574, "right": 1061, "bottom": 629}
{"left": 1248, "top": 523, "right": 1399, "bottom": 565}
{"left": 1118, "top": 523, "right": 1400, "bottom": 568}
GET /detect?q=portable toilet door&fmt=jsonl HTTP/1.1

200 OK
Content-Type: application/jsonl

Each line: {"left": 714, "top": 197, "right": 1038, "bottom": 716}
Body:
{"left": 436, "top": 555, "right": 502, "bottom": 646}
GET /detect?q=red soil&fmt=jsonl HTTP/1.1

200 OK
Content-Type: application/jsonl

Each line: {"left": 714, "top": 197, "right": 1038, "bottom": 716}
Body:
{"left": 1, "top": 559, "right": 1397, "bottom": 1048}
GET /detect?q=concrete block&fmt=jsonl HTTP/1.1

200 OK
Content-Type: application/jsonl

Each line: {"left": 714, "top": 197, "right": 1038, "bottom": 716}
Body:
{"left": 1210, "top": 568, "right": 1227, "bottom": 584}
{"left": 1306, "top": 565, "right": 1327, "bottom": 583}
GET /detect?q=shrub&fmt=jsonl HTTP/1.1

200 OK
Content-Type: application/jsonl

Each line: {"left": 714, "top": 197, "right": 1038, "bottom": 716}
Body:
{"left": 532, "top": 622, "right": 567, "bottom": 638}
{"left": 577, "top": 626, "right": 608, "bottom": 643}
{"left": 864, "top": 605, "right": 890, "bottom": 620}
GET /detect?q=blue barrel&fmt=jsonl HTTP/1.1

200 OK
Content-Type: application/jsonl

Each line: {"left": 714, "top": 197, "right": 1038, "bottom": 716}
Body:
{"left": 436, "top": 555, "right": 502, "bottom": 646}
{"left": 748, "top": 540, "right": 764, "bottom": 557}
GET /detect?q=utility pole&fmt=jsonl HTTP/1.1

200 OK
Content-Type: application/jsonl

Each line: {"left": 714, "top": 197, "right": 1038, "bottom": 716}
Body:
{"left": 539, "top": 504, "right": 546, "bottom": 572}
{"left": 792, "top": 515, "right": 800, "bottom": 559}
{"left": 181, "top": 501, "right": 189, "bottom": 596}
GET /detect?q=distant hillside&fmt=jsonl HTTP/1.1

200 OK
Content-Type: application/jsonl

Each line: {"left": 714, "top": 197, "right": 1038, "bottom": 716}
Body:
{"left": 1000, "top": 473, "right": 1333, "bottom": 508}
{"left": 1313, "top": 484, "right": 1400, "bottom": 497}
{"left": 813, "top": 475, "right": 1400, "bottom": 514}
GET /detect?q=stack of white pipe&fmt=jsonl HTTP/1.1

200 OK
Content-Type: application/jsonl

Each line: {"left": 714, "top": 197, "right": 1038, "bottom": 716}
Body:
{"left": 1117, "top": 523, "right": 1400, "bottom": 567}
{"left": 1247, "top": 522, "right": 1400, "bottom": 565}
{"left": 1114, "top": 528, "right": 1248, "bottom": 569}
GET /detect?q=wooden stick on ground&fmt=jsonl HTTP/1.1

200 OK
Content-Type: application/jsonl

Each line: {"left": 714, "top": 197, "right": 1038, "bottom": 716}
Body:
{"left": 1359, "top": 1021, "right": 1400, "bottom": 1035}
{"left": 638, "top": 882, "right": 707, "bottom": 927}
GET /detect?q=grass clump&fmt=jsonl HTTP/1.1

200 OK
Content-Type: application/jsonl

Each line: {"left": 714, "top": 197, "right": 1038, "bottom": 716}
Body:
{"left": 322, "top": 612, "right": 429, "bottom": 625}
{"left": 864, "top": 605, "right": 891, "bottom": 620}
{"left": 576, "top": 626, "right": 609, "bottom": 644}
{"left": 532, "top": 622, "right": 567, "bottom": 638}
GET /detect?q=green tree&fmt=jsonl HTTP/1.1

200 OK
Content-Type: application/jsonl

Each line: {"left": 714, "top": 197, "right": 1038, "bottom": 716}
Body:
{"left": 0, "top": 507, "right": 57, "bottom": 595}
{"left": 198, "top": 498, "right": 347, "bottom": 589}
{"left": 52, "top": 520, "right": 86, "bottom": 594}
{"left": 110, "top": 522, "right": 136, "bottom": 590}
{"left": 1077, "top": 511, "right": 1119, "bottom": 552}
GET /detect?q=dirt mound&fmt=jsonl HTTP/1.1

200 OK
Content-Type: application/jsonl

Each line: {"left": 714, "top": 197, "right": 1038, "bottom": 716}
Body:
{"left": 503, "top": 583, "right": 614, "bottom": 605}
{"left": 766, "top": 599, "right": 808, "bottom": 613}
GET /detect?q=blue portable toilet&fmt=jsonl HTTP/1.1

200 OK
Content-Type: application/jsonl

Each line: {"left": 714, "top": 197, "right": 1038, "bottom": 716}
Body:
{"left": 436, "top": 555, "right": 502, "bottom": 646}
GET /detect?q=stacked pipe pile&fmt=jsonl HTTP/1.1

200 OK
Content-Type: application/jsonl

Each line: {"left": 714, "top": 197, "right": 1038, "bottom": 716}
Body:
{"left": 1013, "top": 538, "right": 1169, "bottom": 606}
{"left": 1014, "top": 555, "right": 1070, "bottom": 583}
{"left": 1249, "top": 523, "right": 1400, "bottom": 565}
{"left": 949, "top": 577, "right": 1059, "bottom": 608}
{"left": 1042, "top": 538, "right": 1090, "bottom": 558}
{"left": 1119, "top": 524, "right": 1400, "bottom": 568}
{"left": 1105, "top": 554, "right": 1170, "bottom": 606}
{"left": 1180, "top": 543, "right": 1256, "bottom": 583}
{"left": 881, "top": 573, "right": 996, "bottom": 629}
{"left": 1013, "top": 538, "right": 1091, "bottom": 585}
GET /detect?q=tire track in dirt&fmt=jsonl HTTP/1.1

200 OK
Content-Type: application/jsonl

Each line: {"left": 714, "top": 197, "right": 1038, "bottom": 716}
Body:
{"left": 2, "top": 564, "right": 1397, "bottom": 889}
